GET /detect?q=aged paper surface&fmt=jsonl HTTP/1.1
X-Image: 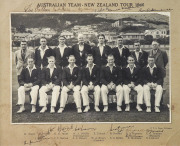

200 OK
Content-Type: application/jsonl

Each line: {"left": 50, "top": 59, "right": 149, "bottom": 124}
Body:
{"left": 0, "top": 0, "right": 180, "bottom": 145}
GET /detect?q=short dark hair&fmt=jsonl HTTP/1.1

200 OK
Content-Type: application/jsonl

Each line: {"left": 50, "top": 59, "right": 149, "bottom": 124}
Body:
{"left": 134, "top": 40, "right": 140, "bottom": 44}
{"left": 148, "top": 55, "right": 155, "bottom": 59}
{"left": 58, "top": 35, "right": 66, "bottom": 40}
{"left": 107, "top": 54, "right": 114, "bottom": 59}
{"left": 127, "top": 55, "right": 135, "bottom": 60}
{"left": 40, "top": 37, "right": 47, "bottom": 40}
{"left": 117, "top": 35, "right": 123, "bottom": 39}
{"left": 68, "top": 54, "right": 76, "bottom": 59}
{"left": 86, "top": 54, "right": 94, "bottom": 59}
{"left": 21, "top": 40, "right": 27, "bottom": 44}
{"left": 97, "top": 34, "right": 105, "bottom": 39}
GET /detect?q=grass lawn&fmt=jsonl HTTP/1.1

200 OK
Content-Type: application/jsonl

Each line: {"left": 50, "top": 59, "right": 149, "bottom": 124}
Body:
{"left": 11, "top": 51, "right": 170, "bottom": 123}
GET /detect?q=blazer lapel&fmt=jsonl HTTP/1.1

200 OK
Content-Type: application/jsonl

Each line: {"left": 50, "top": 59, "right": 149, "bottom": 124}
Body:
{"left": 154, "top": 49, "right": 161, "bottom": 61}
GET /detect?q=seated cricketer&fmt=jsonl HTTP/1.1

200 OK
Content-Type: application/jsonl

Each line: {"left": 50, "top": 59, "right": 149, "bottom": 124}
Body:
{"left": 81, "top": 54, "right": 101, "bottom": 112}
{"left": 142, "top": 55, "right": 163, "bottom": 113}
{"left": 17, "top": 57, "right": 41, "bottom": 113}
{"left": 123, "top": 55, "right": 143, "bottom": 112}
{"left": 39, "top": 56, "right": 62, "bottom": 113}
{"left": 58, "top": 55, "right": 82, "bottom": 114}
{"left": 100, "top": 54, "right": 123, "bottom": 112}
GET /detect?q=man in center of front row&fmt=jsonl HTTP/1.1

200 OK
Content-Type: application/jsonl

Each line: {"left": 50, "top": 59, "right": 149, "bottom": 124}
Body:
{"left": 123, "top": 55, "right": 143, "bottom": 112}
{"left": 81, "top": 54, "right": 101, "bottom": 112}
{"left": 39, "top": 56, "right": 62, "bottom": 113}
{"left": 100, "top": 54, "right": 123, "bottom": 112}
{"left": 58, "top": 55, "right": 82, "bottom": 113}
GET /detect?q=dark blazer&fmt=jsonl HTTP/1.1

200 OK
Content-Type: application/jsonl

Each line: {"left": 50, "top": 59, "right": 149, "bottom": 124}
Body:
{"left": 92, "top": 45, "right": 112, "bottom": 66}
{"left": 18, "top": 67, "right": 41, "bottom": 86}
{"left": 122, "top": 65, "right": 142, "bottom": 86}
{"left": 82, "top": 64, "right": 100, "bottom": 86}
{"left": 131, "top": 50, "right": 148, "bottom": 68}
{"left": 41, "top": 66, "right": 62, "bottom": 86}
{"left": 72, "top": 43, "right": 92, "bottom": 67}
{"left": 142, "top": 65, "right": 163, "bottom": 86}
{"left": 149, "top": 49, "right": 168, "bottom": 78}
{"left": 54, "top": 46, "right": 72, "bottom": 67}
{"left": 100, "top": 65, "right": 123, "bottom": 86}
{"left": 62, "top": 66, "right": 81, "bottom": 86}
{"left": 34, "top": 46, "right": 55, "bottom": 68}
{"left": 112, "top": 46, "right": 130, "bottom": 68}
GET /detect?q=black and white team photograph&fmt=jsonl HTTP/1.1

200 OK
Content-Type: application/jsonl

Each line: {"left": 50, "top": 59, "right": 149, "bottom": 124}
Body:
{"left": 11, "top": 13, "right": 170, "bottom": 123}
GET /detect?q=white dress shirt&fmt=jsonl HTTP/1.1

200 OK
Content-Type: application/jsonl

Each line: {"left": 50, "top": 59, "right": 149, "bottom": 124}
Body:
{"left": 58, "top": 45, "right": 67, "bottom": 57}
{"left": 47, "top": 65, "right": 57, "bottom": 77}
{"left": 147, "top": 64, "right": 157, "bottom": 75}
{"left": 127, "top": 64, "right": 136, "bottom": 74}
{"left": 26, "top": 65, "right": 36, "bottom": 77}
{"left": 38, "top": 45, "right": 49, "bottom": 59}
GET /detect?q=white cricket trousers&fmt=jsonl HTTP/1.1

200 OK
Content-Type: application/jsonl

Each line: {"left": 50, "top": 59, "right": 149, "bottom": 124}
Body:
{"left": 17, "top": 85, "right": 39, "bottom": 105}
{"left": 60, "top": 85, "right": 81, "bottom": 108}
{"left": 39, "top": 85, "right": 60, "bottom": 107}
{"left": 101, "top": 84, "right": 123, "bottom": 106}
{"left": 81, "top": 85, "right": 101, "bottom": 106}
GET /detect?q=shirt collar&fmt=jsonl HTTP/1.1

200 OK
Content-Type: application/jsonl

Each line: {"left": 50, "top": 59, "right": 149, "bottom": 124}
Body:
{"left": 127, "top": 64, "right": 136, "bottom": 69}
{"left": 78, "top": 43, "right": 84, "bottom": 45}
{"left": 98, "top": 44, "right": 105, "bottom": 47}
{"left": 117, "top": 45, "right": 125, "bottom": 50}
{"left": 47, "top": 65, "right": 57, "bottom": 69}
{"left": 86, "top": 63, "right": 95, "bottom": 68}
{"left": 26, "top": 65, "right": 36, "bottom": 70}
{"left": 68, "top": 64, "right": 77, "bottom": 69}
{"left": 58, "top": 44, "right": 67, "bottom": 49}
{"left": 106, "top": 63, "right": 116, "bottom": 67}
{"left": 38, "top": 45, "right": 49, "bottom": 51}
{"left": 147, "top": 64, "right": 157, "bottom": 69}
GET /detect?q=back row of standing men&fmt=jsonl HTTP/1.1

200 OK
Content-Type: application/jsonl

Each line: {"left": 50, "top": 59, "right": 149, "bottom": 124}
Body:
{"left": 14, "top": 34, "right": 168, "bottom": 114}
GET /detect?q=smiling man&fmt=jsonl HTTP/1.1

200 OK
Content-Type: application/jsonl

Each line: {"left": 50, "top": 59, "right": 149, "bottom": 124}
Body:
{"left": 100, "top": 54, "right": 123, "bottom": 112}
{"left": 58, "top": 55, "right": 82, "bottom": 114}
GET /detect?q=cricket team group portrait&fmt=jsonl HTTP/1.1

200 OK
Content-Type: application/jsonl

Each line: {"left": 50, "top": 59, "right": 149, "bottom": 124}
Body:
{"left": 11, "top": 13, "right": 170, "bottom": 123}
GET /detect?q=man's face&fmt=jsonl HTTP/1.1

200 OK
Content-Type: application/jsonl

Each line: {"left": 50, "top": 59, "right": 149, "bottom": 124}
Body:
{"left": 78, "top": 35, "right": 84, "bottom": 44}
{"left": 148, "top": 57, "right": 155, "bottom": 67}
{"left": 27, "top": 58, "right": 34, "bottom": 68}
{"left": 98, "top": 36, "right": 105, "bottom": 44}
{"left": 152, "top": 41, "right": 159, "bottom": 51}
{"left": 127, "top": 57, "right": 135, "bottom": 65}
{"left": 134, "top": 42, "right": 140, "bottom": 52}
{"left": 40, "top": 38, "right": 47, "bottom": 47}
{"left": 107, "top": 56, "right": 114, "bottom": 66}
{"left": 87, "top": 56, "right": 94, "bottom": 65}
{"left": 48, "top": 58, "right": 55, "bottom": 67}
{"left": 21, "top": 42, "right": 27, "bottom": 50}
{"left": 68, "top": 56, "right": 76, "bottom": 65}
{"left": 117, "top": 38, "right": 123, "bottom": 46}
{"left": 59, "top": 37, "right": 65, "bottom": 46}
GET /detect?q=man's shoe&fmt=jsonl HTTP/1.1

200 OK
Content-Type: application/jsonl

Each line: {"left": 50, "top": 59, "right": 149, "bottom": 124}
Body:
{"left": 83, "top": 106, "right": 90, "bottom": 113}
{"left": 136, "top": 105, "right": 143, "bottom": 112}
{"left": 31, "top": 106, "right": 36, "bottom": 113}
{"left": 57, "top": 108, "right": 64, "bottom": 114}
{"left": 17, "top": 106, "right": 25, "bottom": 113}
{"left": 50, "top": 107, "right": 55, "bottom": 114}
{"left": 155, "top": 106, "right": 160, "bottom": 113}
{"left": 103, "top": 106, "right": 108, "bottom": 112}
{"left": 117, "top": 106, "right": 122, "bottom": 112}
{"left": 40, "top": 107, "right": 47, "bottom": 113}
{"left": 94, "top": 106, "right": 100, "bottom": 112}
{"left": 125, "top": 105, "right": 130, "bottom": 112}
{"left": 146, "top": 107, "right": 151, "bottom": 113}
{"left": 77, "top": 108, "right": 82, "bottom": 114}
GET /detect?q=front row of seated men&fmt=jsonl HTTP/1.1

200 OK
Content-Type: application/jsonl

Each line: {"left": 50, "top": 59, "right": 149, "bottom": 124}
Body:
{"left": 17, "top": 54, "right": 163, "bottom": 114}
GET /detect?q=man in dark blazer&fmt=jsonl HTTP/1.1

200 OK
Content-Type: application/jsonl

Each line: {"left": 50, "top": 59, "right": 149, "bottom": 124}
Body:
{"left": 58, "top": 55, "right": 82, "bottom": 114}
{"left": 100, "top": 54, "right": 123, "bottom": 112}
{"left": 142, "top": 55, "right": 163, "bottom": 113}
{"left": 92, "top": 34, "right": 112, "bottom": 66}
{"left": 54, "top": 35, "right": 72, "bottom": 68}
{"left": 34, "top": 37, "right": 55, "bottom": 69}
{"left": 39, "top": 56, "right": 62, "bottom": 113}
{"left": 123, "top": 55, "right": 143, "bottom": 112}
{"left": 149, "top": 40, "right": 168, "bottom": 78}
{"left": 14, "top": 40, "right": 34, "bottom": 76}
{"left": 112, "top": 36, "right": 130, "bottom": 68}
{"left": 17, "top": 57, "right": 41, "bottom": 113}
{"left": 72, "top": 34, "right": 92, "bottom": 67}
{"left": 131, "top": 40, "right": 148, "bottom": 68}
{"left": 81, "top": 54, "right": 101, "bottom": 112}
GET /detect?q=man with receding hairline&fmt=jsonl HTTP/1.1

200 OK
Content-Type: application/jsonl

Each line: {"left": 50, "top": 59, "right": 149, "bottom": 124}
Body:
{"left": 72, "top": 34, "right": 92, "bottom": 67}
